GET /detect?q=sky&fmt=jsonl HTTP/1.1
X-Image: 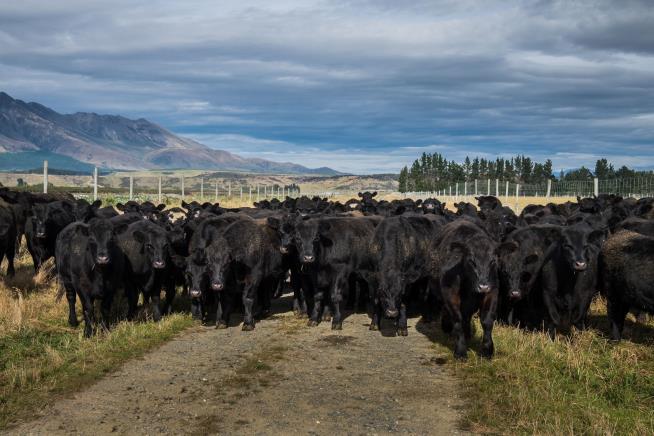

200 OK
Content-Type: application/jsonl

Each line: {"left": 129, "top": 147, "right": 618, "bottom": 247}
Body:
{"left": 1, "top": 0, "right": 653, "bottom": 174}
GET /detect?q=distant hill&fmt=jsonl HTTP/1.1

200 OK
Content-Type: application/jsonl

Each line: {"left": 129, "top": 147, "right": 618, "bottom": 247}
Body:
{"left": 0, "top": 91, "right": 341, "bottom": 175}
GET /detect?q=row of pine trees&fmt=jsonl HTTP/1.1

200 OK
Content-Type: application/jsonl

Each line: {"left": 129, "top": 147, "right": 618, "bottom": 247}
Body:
{"left": 398, "top": 153, "right": 652, "bottom": 193}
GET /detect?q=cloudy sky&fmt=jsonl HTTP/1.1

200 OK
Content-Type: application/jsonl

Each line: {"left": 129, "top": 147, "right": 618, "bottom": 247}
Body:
{"left": 1, "top": 0, "right": 653, "bottom": 174}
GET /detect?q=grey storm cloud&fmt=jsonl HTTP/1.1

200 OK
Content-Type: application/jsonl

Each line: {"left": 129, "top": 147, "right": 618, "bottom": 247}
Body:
{"left": 0, "top": 0, "right": 653, "bottom": 173}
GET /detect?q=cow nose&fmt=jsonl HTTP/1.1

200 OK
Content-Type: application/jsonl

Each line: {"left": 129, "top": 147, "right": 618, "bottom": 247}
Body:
{"left": 510, "top": 290, "right": 522, "bottom": 299}
{"left": 385, "top": 308, "right": 399, "bottom": 318}
{"left": 190, "top": 289, "right": 202, "bottom": 298}
{"left": 280, "top": 246, "right": 288, "bottom": 254}
{"left": 211, "top": 282, "right": 224, "bottom": 291}
{"left": 96, "top": 255, "right": 110, "bottom": 264}
{"left": 574, "top": 261, "right": 587, "bottom": 271}
{"left": 153, "top": 260, "right": 165, "bottom": 269}
{"left": 36, "top": 232, "right": 46, "bottom": 238}
{"left": 478, "top": 284, "right": 491, "bottom": 293}
{"left": 302, "top": 255, "right": 315, "bottom": 263}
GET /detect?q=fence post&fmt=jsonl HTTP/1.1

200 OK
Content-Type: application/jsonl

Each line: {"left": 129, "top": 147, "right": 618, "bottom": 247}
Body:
{"left": 129, "top": 175, "right": 133, "bottom": 200}
{"left": 93, "top": 167, "right": 98, "bottom": 201}
{"left": 487, "top": 179, "right": 491, "bottom": 195}
{"left": 228, "top": 182, "right": 231, "bottom": 198}
{"left": 546, "top": 179, "right": 552, "bottom": 198}
{"left": 158, "top": 176, "right": 162, "bottom": 204}
{"left": 474, "top": 179, "right": 478, "bottom": 196}
{"left": 505, "top": 181, "right": 509, "bottom": 197}
{"left": 257, "top": 185, "right": 260, "bottom": 201}
{"left": 181, "top": 176, "right": 185, "bottom": 201}
{"left": 594, "top": 178, "right": 599, "bottom": 197}
{"left": 240, "top": 186, "right": 243, "bottom": 201}
{"left": 515, "top": 183, "right": 520, "bottom": 213}
{"left": 215, "top": 182, "right": 218, "bottom": 202}
{"left": 464, "top": 181, "right": 468, "bottom": 197}
{"left": 249, "top": 186, "right": 252, "bottom": 203}
{"left": 200, "top": 178, "right": 204, "bottom": 200}
{"left": 495, "top": 179, "right": 499, "bottom": 197}
{"left": 455, "top": 183, "right": 459, "bottom": 199}
{"left": 43, "top": 160, "right": 48, "bottom": 194}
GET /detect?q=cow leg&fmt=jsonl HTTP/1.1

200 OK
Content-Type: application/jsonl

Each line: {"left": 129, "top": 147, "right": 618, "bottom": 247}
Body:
{"left": 607, "top": 298, "right": 628, "bottom": 341}
{"left": 322, "top": 304, "right": 332, "bottom": 322}
{"left": 369, "top": 299, "right": 382, "bottom": 331}
{"left": 290, "top": 270, "right": 306, "bottom": 317}
{"left": 219, "top": 293, "right": 233, "bottom": 328}
{"left": 64, "top": 283, "right": 79, "bottom": 327}
{"left": 242, "top": 279, "right": 260, "bottom": 331}
{"left": 308, "top": 288, "right": 324, "bottom": 327}
{"left": 479, "top": 293, "right": 497, "bottom": 358}
{"left": 5, "top": 247, "right": 15, "bottom": 277}
{"left": 542, "top": 287, "right": 561, "bottom": 339}
{"left": 215, "top": 293, "right": 226, "bottom": 328}
{"left": 331, "top": 273, "right": 348, "bottom": 330}
{"left": 126, "top": 285, "right": 139, "bottom": 321}
{"left": 397, "top": 302, "right": 408, "bottom": 336}
{"left": 99, "top": 294, "right": 114, "bottom": 332}
{"left": 79, "top": 293, "right": 95, "bottom": 337}
{"left": 162, "top": 279, "right": 176, "bottom": 315}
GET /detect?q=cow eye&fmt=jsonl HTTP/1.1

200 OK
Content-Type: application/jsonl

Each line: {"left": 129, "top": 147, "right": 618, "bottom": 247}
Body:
{"left": 313, "top": 237, "right": 320, "bottom": 242}
{"left": 146, "top": 243, "right": 154, "bottom": 250}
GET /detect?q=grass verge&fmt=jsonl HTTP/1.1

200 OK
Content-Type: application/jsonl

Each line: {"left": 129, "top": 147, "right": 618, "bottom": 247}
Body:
{"left": 0, "top": 250, "right": 194, "bottom": 430}
{"left": 430, "top": 298, "right": 654, "bottom": 435}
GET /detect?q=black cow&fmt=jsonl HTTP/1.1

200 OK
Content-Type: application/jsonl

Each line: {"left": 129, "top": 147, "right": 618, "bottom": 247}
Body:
{"left": 205, "top": 218, "right": 284, "bottom": 330}
{"left": 118, "top": 220, "right": 174, "bottom": 321}
{"left": 0, "top": 199, "right": 16, "bottom": 276}
{"left": 25, "top": 200, "right": 76, "bottom": 271}
{"left": 600, "top": 230, "right": 654, "bottom": 341}
{"left": 430, "top": 220, "right": 498, "bottom": 359}
{"left": 293, "top": 216, "right": 378, "bottom": 329}
{"left": 55, "top": 218, "right": 125, "bottom": 336}
{"left": 535, "top": 223, "right": 605, "bottom": 337}
{"left": 615, "top": 217, "right": 654, "bottom": 237}
{"left": 476, "top": 196, "right": 502, "bottom": 215}
{"left": 369, "top": 215, "right": 441, "bottom": 335}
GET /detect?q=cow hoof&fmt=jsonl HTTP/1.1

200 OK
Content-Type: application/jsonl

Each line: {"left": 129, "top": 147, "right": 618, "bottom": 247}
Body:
{"left": 307, "top": 320, "right": 319, "bottom": 327}
{"left": 369, "top": 323, "right": 379, "bottom": 331}
{"left": 216, "top": 322, "right": 228, "bottom": 329}
{"left": 453, "top": 351, "right": 467, "bottom": 361}
{"left": 322, "top": 315, "right": 332, "bottom": 322}
{"left": 331, "top": 322, "right": 342, "bottom": 330}
{"left": 397, "top": 327, "right": 408, "bottom": 336}
{"left": 242, "top": 323, "right": 255, "bottom": 331}
{"left": 68, "top": 318, "right": 79, "bottom": 328}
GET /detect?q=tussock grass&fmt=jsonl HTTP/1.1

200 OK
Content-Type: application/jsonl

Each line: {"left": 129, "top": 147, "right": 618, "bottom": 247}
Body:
{"left": 436, "top": 298, "right": 654, "bottom": 435}
{"left": 0, "top": 249, "right": 194, "bottom": 429}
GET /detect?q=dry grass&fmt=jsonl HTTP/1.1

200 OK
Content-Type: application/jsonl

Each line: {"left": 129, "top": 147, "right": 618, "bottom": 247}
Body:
{"left": 435, "top": 297, "right": 654, "bottom": 435}
{"left": 0, "top": 246, "right": 194, "bottom": 429}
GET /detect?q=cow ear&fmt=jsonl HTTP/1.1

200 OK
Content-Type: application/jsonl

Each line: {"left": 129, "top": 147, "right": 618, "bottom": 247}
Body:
{"left": 266, "top": 217, "right": 280, "bottom": 230}
{"left": 116, "top": 203, "right": 125, "bottom": 211}
{"left": 576, "top": 196, "right": 582, "bottom": 203}
{"left": 497, "top": 241, "right": 519, "bottom": 257}
{"left": 443, "top": 241, "right": 467, "bottom": 270}
{"left": 201, "top": 202, "right": 212, "bottom": 209}
{"left": 372, "top": 191, "right": 377, "bottom": 197}
{"left": 415, "top": 199, "right": 423, "bottom": 206}
{"left": 357, "top": 192, "right": 363, "bottom": 198}
{"left": 475, "top": 196, "right": 480, "bottom": 201}
{"left": 181, "top": 200, "right": 189, "bottom": 209}
{"left": 157, "top": 203, "right": 166, "bottom": 211}
{"left": 91, "top": 199, "right": 102, "bottom": 209}
{"left": 454, "top": 202, "right": 460, "bottom": 208}
{"left": 133, "top": 230, "right": 146, "bottom": 243}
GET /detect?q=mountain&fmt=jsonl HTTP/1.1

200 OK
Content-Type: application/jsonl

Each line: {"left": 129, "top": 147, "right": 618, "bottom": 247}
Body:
{"left": 0, "top": 92, "right": 342, "bottom": 175}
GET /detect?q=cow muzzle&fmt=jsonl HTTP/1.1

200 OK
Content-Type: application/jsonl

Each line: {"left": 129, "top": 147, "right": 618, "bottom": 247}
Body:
{"left": 478, "top": 284, "right": 491, "bottom": 294}
{"left": 574, "top": 261, "right": 587, "bottom": 271}
{"left": 211, "top": 282, "right": 224, "bottom": 291}
{"left": 190, "top": 289, "right": 202, "bottom": 298}
{"left": 96, "top": 255, "right": 110, "bottom": 265}
{"left": 153, "top": 260, "right": 166, "bottom": 269}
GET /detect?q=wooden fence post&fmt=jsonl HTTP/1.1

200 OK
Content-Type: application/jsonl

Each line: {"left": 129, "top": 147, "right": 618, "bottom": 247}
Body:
{"left": 200, "top": 178, "right": 204, "bottom": 200}
{"left": 129, "top": 175, "right": 133, "bottom": 200}
{"left": 181, "top": 176, "right": 185, "bottom": 201}
{"left": 249, "top": 186, "right": 252, "bottom": 203}
{"left": 475, "top": 179, "right": 478, "bottom": 196}
{"left": 505, "top": 181, "right": 509, "bottom": 197}
{"left": 215, "top": 182, "right": 218, "bottom": 202}
{"left": 43, "top": 160, "right": 48, "bottom": 194}
{"left": 93, "top": 167, "right": 98, "bottom": 201}
{"left": 495, "top": 179, "right": 499, "bottom": 197}
{"left": 487, "top": 179, "right": 491, "bottom": 195}
{"left": 546, "top": 179, "right": 552, "bottom": 198}
{"left": 594, "top": 178, "right": 599, "bottom": 197}
{"left": 158, "top": 176, "right": 162, "bottom": 204}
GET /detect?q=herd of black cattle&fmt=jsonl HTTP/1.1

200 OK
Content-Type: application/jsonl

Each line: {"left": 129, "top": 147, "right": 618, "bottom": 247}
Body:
{"left": 0, "top": 187, "right": 653, "bottom": 359}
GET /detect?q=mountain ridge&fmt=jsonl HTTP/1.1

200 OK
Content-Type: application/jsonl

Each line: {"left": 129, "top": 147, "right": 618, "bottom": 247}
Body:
{"left": 0, "top": 92, "right": 341, "bottom": 175}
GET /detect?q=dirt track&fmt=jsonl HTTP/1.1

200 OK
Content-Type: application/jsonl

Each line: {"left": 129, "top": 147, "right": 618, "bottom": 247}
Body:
{"left": 9, "top": 298, "right": 468, "bottom": 435}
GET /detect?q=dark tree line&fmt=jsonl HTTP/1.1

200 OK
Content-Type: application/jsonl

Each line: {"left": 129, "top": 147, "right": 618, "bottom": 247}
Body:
{"left": 399, "top": 153, "right": 653, "bottom": 193}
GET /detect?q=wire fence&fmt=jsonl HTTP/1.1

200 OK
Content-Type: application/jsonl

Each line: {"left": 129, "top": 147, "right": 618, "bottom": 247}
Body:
{"left": 1, "top": 162, "right": 653, "bottom": 207}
